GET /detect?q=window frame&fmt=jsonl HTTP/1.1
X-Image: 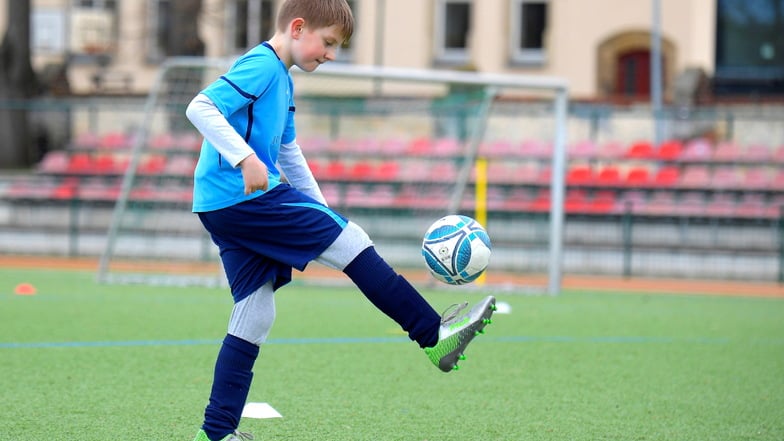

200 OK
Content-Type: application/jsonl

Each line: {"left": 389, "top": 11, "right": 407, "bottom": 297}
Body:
{"left": 225, "top": 0, "right": 276, "bottom": 54}
{"left": 509, "top": 0, "right": 548, "bottom": 66}
{"left": 433, "top": 0, "right": 472, "bottom": 65}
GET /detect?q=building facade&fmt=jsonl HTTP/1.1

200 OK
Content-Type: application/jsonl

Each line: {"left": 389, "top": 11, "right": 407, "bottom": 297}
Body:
{"left": 0, "top": 0, "right": 781, "bottom": 99}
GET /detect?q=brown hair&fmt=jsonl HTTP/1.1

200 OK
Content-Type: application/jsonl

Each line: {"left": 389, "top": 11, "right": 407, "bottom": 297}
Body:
{"left": 276, "top": 0, "right": 354, "bottom": 42}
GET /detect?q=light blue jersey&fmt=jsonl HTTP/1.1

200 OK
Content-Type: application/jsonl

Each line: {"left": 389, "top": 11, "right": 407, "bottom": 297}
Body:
{"left": 192, "top": 42, "right": 296, "bottom": 212}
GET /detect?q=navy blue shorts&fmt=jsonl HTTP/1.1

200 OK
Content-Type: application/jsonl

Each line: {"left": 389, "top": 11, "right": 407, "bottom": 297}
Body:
{"left": 197, "top": 184, "right": 348, "bottom": 302}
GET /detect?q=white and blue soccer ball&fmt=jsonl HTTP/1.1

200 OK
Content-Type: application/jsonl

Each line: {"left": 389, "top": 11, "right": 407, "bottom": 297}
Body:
{"left": 422, "top": 215, "right": 492, "bottom": 285}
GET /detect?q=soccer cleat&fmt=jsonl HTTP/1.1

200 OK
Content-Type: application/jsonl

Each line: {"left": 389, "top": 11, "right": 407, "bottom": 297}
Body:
{"left": 424, "top": 295, "right": 496, "bottom": 372}
{"left": 192, "top": 429, "right": 254, "bottom": 441}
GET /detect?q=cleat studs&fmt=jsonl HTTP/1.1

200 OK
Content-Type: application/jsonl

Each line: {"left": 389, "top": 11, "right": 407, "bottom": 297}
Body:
{"left": 490, "top": 304, "right": 497, "bottom": 311}
{"left": 483, "top": 319, "right": 492, "bottom": 324}
{"left": 459, "top": 354, "right": 466, "bottom": 360}
{"left": 453, "top": 365, "right": 460, "bottom": 371}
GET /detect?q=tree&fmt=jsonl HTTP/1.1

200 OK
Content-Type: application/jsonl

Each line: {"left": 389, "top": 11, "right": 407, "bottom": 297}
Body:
{"left": 0, "top": 0, "right": 39, "bottom": 168}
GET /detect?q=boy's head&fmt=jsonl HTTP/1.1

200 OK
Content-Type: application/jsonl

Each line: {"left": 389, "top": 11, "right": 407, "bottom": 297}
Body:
{"left": 277, "top": 0, "right": 354, "bottom": 43}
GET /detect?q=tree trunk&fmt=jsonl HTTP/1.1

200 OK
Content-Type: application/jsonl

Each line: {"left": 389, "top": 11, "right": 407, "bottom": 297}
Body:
{"left": 0, "top": 0, "right": 39, "bottom": 168}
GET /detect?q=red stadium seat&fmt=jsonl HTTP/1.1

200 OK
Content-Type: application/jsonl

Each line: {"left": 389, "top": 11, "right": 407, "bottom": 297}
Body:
{"left": 626, "top": 141, "right": 655, "bottom": 159}
{"left": 566, "top": 165, "right": 594, "bottom": 186}
{"left": 656, "top": 140, "right": 683, "bottom": 161}
{"left": 624, "top": 167, "right": 650, "bottom": 186}
{"left": 595, "top": 166, "right": 622, "bottom": 187}
{"left": 652, "top": 166, "right": 680, "bottom": 187}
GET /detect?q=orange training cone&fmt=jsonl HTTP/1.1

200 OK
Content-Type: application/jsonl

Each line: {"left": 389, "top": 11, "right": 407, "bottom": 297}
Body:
{"left": 14, "top": 283, "right": 37, "bottom": 296}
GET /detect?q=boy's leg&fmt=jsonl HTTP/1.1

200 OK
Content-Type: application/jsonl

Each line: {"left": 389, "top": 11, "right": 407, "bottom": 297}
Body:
{"left": 200, "top": 283, "right": 276, "bottom": 441}
{"left": 317, "top": 221, "right": 496, "bottom": 372}
{"left": 316, "top": 221, "right": 441, "bottom": 348}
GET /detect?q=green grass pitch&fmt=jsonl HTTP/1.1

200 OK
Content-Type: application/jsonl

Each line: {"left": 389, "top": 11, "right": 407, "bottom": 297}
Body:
{"left": 1, "top": 267, "right": 783, "bottom": 441}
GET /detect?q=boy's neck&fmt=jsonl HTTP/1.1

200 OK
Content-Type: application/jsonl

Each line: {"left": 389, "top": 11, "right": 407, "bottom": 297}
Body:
{"left": 266, "top": 35, "right": 291, "bottom": 69}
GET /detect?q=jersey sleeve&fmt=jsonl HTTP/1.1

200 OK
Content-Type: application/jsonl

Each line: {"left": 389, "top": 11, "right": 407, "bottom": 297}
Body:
{"left": 201, "top": 53, "right": 275, "bottom": 118}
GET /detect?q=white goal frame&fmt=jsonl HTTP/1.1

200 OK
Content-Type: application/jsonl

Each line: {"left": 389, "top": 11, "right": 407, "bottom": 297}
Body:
{"left": 97, "top": 57, "right": 569, "bottom": 295}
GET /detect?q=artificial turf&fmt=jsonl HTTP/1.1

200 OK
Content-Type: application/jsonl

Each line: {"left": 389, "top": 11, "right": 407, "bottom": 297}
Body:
{"left": 1, "top": 268, "right": 782, "bottom": 440}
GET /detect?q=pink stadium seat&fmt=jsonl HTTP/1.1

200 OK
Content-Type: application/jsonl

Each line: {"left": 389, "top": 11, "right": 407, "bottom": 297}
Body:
{"left": 508, "top": 163, "right": 540, "bottom": 184}
{"left": 502, "top": 187, "right": 535, "bottom": 211}
{"left": 518, "top": 139, "right": 550, "bottom": 158}
{"left": 774, "top": 145, "right": 784, "bottom": 164}
{"left": 429, "top": 162, "right": 458, "bottom": 182}
{"left": 569, "top": 140, "right": 598, "bottom": 160}
{"left": 617, "top": 190, "right": 646, "bottom": 214}
{"left": 645, "top": 191, "right": 678, "bottom": 216}
{"left": 735, "top": 193, "right": 768, "bottom": 218}
{"left": 740, "top": 167, "right": 771, "bottom": 190}
{"left": 744, "top": 144, "right": 771, "bottom": 163}
{"left": 597, "top": 141, "right": 625, "bottom": 159}
{"left": 680, "top": 138, "right": 713, "bottom": 162}
{"left": 712, "top": 142, "right": 741, "bottom": 162}
{"left": 676, "top": 191, "right": 707, "bottom": 217}
{"left": 431, "top": 138, "right": 461, "bottom": 156}
{"left": 72, "top": 132, "right": 100, "bottom": 149}
{"left": 100, "top": 132, "right": 131, "bottom": 149}
{"left": 379, "top": 138, "right": 408, "bottom": 156}
{"left": 679, "top": 165, "right": 711, "bottom": 189}
{"left": 164, "top": 155, "right": 197, "bottom": 176}
{"left": 37, "top": 151, "right": 69, "bottom": 173}
{"left": 705, "top": 192, "right": 736, "bottom": 217}
{"left": 150, "top": 133, "right": 176, "bottom": 150}
{"left": 771, "top": 170, "right": 784, "bottom": 191}
{"left": 480, "top": 139, "right": 514, "bottom": 157}
{"left": 710, "top": 166, "right": 742, "bottom": 190}
{"left": 174, "top": 132, "right": 203, "bottom": 151}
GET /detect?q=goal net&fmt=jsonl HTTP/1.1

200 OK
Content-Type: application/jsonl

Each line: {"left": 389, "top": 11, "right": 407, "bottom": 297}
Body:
{"left": 97, "top": 57, "right": 569, "bottom": 294}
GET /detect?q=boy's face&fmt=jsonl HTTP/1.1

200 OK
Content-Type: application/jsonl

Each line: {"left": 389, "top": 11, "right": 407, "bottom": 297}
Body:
{"left": 292, "top": 24, "right": 345, "bottom": 72}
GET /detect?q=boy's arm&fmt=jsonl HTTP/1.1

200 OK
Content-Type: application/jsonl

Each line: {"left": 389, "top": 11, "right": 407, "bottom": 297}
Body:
{"left": 278, "top": 141, "right": 328, "bottom": 205}
{"left": 186, "top": 94, "right": 269, "bottom": 193}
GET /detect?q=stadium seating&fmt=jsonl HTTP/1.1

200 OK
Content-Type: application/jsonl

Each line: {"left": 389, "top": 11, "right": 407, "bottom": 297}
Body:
{"left": 11, "top": 132, "right": 784, "bottom": 221}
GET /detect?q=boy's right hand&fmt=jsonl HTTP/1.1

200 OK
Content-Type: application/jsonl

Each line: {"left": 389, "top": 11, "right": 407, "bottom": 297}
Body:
{"left": 239, "top": 154, "right": 269, "bottom": 194}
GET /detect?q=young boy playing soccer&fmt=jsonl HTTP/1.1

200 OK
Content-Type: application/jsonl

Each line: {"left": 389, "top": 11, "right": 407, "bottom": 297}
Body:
{"left": 185, "top": 1, "right": 495, "bottom": 439}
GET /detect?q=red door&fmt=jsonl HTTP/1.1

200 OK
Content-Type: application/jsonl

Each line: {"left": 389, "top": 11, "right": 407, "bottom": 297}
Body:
{"left": 616, "top": 49, "right": 652, "bottom": 97}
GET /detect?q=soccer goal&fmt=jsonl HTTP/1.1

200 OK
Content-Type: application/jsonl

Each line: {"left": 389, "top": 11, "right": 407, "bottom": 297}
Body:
{"left": 97, "top": 57, "right": 570, "bottom": 295}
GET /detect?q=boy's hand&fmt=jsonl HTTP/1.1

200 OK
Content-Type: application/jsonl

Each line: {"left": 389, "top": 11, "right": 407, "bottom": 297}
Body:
{"left": 239, "top": 154, "right": 269, "bottom": 194}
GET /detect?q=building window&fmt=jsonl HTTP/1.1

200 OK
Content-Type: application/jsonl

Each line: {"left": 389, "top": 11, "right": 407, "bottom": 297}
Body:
{"left": 228, "top": 0, "right": 275, "bottom": 53}
{"left": 510, "top": 0, "right": 548, "bottom": 65}
{"left": 434, "top": 0, "right": 472, "bottom": 65}
{"left": 714, "top": 0, "right": 784, "bottom": 95}
{"left": 70, "top": 0, "right": 117, "bottom": 56}
{"left": 146, "top": 0, "right": 172, "bottom": 62}
{"left": 74, "top": 0, "right": 116, "bottom": 9}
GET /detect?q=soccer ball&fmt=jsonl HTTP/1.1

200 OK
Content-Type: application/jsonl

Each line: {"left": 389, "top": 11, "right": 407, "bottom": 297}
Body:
{"left": 421, "top": 215, "right": 492, "bottom": 285}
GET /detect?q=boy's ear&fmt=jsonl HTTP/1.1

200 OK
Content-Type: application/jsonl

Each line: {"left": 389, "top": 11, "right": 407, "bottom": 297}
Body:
{"left": 290, "top": 18, "right": 306, "bottom": 38}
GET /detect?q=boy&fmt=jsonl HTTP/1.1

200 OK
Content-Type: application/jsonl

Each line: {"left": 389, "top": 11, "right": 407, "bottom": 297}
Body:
{"left": 185, "top": 1, "right": 496, "bottom": 440}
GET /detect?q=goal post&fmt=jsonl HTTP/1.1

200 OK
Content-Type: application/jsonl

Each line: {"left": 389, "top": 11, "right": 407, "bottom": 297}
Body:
{"left": 97, "top": 57, "right": 570, "bottom": 295}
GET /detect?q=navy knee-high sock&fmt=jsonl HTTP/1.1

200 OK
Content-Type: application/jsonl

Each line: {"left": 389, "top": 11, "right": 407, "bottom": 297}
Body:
{"left": 202, "top": 334, "right": 259, "bottom": 441}
{"left": 343, "top": 247, "right": 440, "bottom": 348}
